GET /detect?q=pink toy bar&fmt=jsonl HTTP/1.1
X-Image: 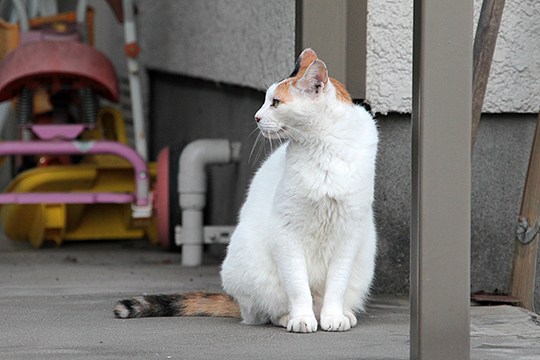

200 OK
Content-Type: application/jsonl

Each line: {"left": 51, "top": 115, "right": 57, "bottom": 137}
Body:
{"left": 0, "top": 140, "right": 150, "bottom": 208}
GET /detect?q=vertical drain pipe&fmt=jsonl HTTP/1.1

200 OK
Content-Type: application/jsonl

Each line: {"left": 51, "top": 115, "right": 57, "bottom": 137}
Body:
{"left": 178, "top": 139, "right": 241, "bottom": 266}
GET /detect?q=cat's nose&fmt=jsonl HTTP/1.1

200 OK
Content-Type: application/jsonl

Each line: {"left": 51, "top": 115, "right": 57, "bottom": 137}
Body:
{"left": 255, "top": 116, "right": 261, "bottom": 123}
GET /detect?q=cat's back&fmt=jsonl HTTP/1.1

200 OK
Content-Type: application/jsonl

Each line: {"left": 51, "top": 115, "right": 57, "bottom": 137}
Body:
{"left": 339, "top": 104, "right": 378, "bottom": 151}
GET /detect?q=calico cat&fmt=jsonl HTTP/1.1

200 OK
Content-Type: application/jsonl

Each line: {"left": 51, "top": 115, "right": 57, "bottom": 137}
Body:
{"left": 114, "top": 49, "right": 379, "bottom": 333}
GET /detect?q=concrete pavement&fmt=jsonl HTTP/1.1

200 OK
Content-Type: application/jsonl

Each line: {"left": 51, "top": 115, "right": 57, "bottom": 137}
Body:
{"left": 0, "top": 239, "right": 538, "bottom": 359}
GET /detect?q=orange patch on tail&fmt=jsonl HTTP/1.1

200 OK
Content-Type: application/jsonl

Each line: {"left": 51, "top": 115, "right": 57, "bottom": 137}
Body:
{"left": 330, "top": 78, "right": 353, "bottom": 104}
{"left": 180, "top": 292, "right": 240, "bottom": 318}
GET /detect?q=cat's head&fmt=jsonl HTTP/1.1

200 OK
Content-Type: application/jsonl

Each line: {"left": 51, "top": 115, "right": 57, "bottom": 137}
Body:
{"left": 254, "top": 48, "right": 352, "bottom": 140}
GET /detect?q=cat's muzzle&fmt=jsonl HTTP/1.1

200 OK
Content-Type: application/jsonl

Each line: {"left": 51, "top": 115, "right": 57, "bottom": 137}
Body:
{"left": 259, "top": 127, "right": 286, "bottom": 139}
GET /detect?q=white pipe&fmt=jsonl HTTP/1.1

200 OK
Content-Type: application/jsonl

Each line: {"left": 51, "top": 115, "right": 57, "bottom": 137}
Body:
{"left": 76, "top": 0, "right": 87, "bottom": 24}
{"left": 122, "top": 0, "right": 148, "bottom": 161}
{"left": 10, "top": 0, "right": 29, "bottom": 31}
{"left": 0, "top": 102, "right": 10, "bottom": 137}
{"left": 76, "top": 0, "right": 88, "bottom": 42}
{"left": 178, "top": 139, "right": 241, "bottom": 266}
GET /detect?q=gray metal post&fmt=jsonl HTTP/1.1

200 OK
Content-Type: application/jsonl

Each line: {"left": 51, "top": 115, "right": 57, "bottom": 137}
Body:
{"left": 411, "top": 0, "right": 473, "bottom": 359}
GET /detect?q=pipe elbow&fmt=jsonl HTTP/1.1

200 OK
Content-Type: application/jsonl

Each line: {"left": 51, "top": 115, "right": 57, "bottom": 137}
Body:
{"left": 176, "top": 139, "right": 241, "bottom": 265}
{"left": 178, "top": 139, "right": 235, "bottom": 196}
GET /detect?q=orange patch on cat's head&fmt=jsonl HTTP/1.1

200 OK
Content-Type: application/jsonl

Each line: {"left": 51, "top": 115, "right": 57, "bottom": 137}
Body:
{"left": 290, "top": 48, "right": 319, "bottom": 79}
{"left": 330, "top": 78, "right": 353, "bottom": 104}
{"left": 288, "top": 48, "right": 353, "bottom": 104}
{"left": 273, "top": 79, "right": 294, "bottom": 104}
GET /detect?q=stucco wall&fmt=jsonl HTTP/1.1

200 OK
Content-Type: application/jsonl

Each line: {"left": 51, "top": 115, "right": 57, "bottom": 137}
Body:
{"left": 366, "top": 0, "right": 540, "bottom": 114}
{"left": 138, "top": 0, "right": 295, "bottom": 91}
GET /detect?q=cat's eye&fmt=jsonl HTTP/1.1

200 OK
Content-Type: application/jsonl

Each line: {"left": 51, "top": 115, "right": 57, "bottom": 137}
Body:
{"left": 271, "top": 98, "right": 280, "bottom": 107}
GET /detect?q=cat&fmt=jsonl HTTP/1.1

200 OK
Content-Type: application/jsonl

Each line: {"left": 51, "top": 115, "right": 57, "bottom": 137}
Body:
{"left": 114, "top": 48, "right": 379, "bottom": 333}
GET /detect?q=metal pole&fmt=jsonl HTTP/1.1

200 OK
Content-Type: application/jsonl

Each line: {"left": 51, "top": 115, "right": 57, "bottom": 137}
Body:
{"left": 411, "top": 0, "right": 473, "bottom": 359}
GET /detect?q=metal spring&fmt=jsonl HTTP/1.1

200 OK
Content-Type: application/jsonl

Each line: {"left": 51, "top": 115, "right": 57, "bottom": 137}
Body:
{"left": 17, "top": 87, "right": 33, "bottom": 126}
{"left": 80, "top": 87, "right": 98, "bottom": 126}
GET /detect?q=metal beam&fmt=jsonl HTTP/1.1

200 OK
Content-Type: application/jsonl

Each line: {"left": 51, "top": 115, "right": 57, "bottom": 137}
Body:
{"left": 411, "top": 0, "right": 473, "bottom": 359}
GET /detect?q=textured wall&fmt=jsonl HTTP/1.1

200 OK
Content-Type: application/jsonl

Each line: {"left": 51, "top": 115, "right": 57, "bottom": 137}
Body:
{"left": 138, "top": 0, "right": 295, "bottom": 91}
{"left": 366, "top": 0, "right": 540, "bottom": 114}
{"left": 365, "top": 1, "right": 413, "bottom": 114}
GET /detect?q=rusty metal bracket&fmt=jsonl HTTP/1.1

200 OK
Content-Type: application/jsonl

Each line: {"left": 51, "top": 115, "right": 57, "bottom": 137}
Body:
{"left": 516, "top": 216, "right": 540, "bottom": 245}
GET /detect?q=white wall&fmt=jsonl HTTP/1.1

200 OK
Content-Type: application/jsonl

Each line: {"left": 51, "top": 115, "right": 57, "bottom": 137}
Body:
{"left": 366, "top": 0, "right": 540, "bottom": 114}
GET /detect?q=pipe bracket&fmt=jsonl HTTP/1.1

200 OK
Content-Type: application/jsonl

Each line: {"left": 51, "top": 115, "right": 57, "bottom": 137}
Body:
{"left": 516, "top": 216, "right": 540, "bottom": 245}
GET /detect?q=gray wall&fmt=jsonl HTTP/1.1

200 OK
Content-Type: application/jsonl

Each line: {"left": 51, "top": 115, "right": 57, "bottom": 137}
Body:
{"left": 139, "top": 0, "right": 295, "bottom": 91}
{"left": 374, "top": 113, "right": 536, "bottom": 301}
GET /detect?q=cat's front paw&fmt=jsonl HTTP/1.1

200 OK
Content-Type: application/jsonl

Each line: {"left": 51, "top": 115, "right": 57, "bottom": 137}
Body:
{"left": 320, "top": 314, "right": 352, "bottom": 332}
{"left": 287, "top": 315, "right": 318, "bottom": 333}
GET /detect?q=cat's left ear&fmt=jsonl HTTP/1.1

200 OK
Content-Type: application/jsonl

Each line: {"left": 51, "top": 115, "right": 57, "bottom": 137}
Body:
{"left": 294, "top": 60, "right": 329, "bottom": 96}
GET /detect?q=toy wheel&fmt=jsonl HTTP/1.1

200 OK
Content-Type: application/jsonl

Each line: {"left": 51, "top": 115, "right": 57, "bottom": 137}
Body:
{"left": 155, "top": 145, "right": 182, "bottom": 251}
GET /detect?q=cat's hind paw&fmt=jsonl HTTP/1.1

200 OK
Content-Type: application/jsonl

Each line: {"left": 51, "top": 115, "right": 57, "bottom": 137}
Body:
{"left": 344, "top": 310, "right": 358, "bottom": 328}
{"left": 320, "top": 314, "right": 352, "bottom": 332}
{"left": 277, "top": 314, "right": 290, "bottom": 328}
{"left": 287, "top": 316, "right": 318, "bottom": 333}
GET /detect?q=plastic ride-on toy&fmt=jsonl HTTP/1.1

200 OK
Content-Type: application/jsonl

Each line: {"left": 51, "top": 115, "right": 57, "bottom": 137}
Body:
{"left": 0, "top": 0, "right": 158, "bottom": 247}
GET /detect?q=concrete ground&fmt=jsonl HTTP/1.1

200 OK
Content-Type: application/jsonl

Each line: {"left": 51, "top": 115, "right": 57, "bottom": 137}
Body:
{"left": 1, "top": 238, "right": 539, "bottom": 360}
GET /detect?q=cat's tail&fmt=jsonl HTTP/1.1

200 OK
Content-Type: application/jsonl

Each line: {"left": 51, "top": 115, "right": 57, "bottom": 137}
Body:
{"left": 113, "top": 291, "right": 240, "bottom": 319}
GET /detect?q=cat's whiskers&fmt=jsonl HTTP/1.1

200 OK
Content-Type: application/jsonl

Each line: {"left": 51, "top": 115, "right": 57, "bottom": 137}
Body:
{"left": 268, "top": 137, "right": 275, "bottom": 153}
{"left": 248, "top": 132, "right": 260, "bottom": 163}
{"left": 282, "top": 125, "right": 306, "bottom": 144}
{"left": 249, "top": 132, "right": 266, "bottom": 165}
{"left": 248, "top": 126, "right": 260, "bottom": 139}
{"left": 280, "top": 130, "right": 295, "bottom": 144}
{"left": 249, "top": 123, "right": 306, "bottom": 164}
{"left": 274, "top": 134, "right": 284, "bottom": 149}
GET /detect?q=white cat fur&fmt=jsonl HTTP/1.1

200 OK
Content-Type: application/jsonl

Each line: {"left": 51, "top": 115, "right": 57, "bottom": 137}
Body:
{"left": 221, "top": 55, "right": 378, "bottom": 333}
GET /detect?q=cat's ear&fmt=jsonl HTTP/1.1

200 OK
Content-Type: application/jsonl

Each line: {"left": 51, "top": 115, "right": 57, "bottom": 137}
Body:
{"left": 290, "top": 48, "right": 318, "bottom": 78}
{"left": 294, "top": 60, "right": 328, "bottom": 96}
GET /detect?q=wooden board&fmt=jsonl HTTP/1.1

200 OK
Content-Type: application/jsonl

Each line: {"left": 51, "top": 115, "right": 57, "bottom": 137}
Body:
{"left": 511, "top": 113, "right": 540, "bottom": 312}
{"left": 471, "top": 0, "right": 505, "bottom": 146}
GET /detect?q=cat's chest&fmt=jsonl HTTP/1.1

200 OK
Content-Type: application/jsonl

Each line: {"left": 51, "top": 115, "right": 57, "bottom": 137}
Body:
{"left": 276, "top": 191, "right": 350, "bottom": 242}
{"left": 286, "top": 152, "right": 356, "bottom": 199}
{"left": 291, "top": 195, "right": 348, "bottom": 265}
{"left": 274, "top": 144, "right": 370, "bottom": 232}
